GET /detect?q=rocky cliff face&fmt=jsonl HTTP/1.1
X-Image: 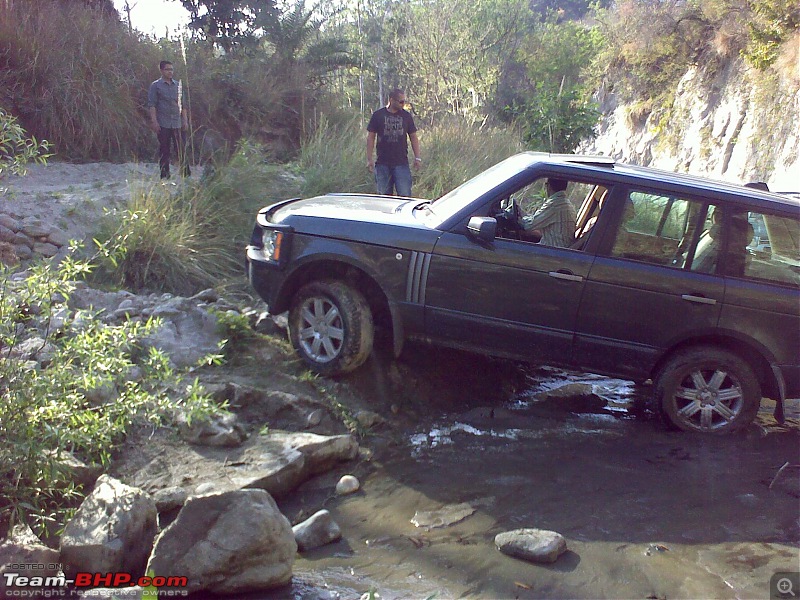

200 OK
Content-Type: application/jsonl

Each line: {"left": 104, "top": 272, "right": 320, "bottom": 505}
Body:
{"left": 582, "top": 56, "right": 800, "bottom": 191}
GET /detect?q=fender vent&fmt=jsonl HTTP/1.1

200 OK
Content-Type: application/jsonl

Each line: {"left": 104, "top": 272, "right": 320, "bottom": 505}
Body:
{"left": 406, "top": 251, "right": 431, "bottom": 304}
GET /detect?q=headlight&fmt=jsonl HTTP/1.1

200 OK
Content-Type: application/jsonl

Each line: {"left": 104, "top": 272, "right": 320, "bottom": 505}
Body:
{"left": 262, "top": 230, "right": 284, "bottom": 261}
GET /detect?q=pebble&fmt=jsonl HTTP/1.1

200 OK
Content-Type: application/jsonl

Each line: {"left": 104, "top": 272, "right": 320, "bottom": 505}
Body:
{"left": 495, "top": 528, "right": 567, "bottom": 563}
{"left": 336, "top": 475, "right": 360, "bottom": 496}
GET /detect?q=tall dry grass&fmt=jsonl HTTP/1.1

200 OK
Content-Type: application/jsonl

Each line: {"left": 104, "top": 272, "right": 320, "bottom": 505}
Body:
{"left": 299, "top": 115, "right": 522, "bottom": 199}
{"left": 91, "top": 142, "right": 303, "bottom": 295}
{"left": 0, "top": 1, "right": 160, "bottom": 160}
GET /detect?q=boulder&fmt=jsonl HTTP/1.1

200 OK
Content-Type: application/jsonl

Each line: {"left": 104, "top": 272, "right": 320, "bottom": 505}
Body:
{"left": 0, "top": 525, "right": 61, "bottom": 597}
{"left": 126, "top": 431, "right": 357, "bottom": 501}
{"left": 144, "top": 303, "right": 222, "bottom": 368}
{"left": 60, "top": 475, "right": 158, "bottom": 578}
{"left": 147, "top": 489, "right": 296, "bottom": 594}
{"left": 293, "top": 509, "right": 342, "bottom": 551}
{"left": 152, "top": 486, "right": 189, "bottom": 512}
{"left": 269, "top": 432, "right": 358, "bottom": 475}
{"left": 33, "top": 241, "right": 59, "bottom": 257}
{"left": 495, "top": 528, "right": 567, "bottom": 564}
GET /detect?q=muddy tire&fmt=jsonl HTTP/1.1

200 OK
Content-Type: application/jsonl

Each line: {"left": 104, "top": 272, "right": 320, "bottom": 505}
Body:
{"left": 289, "top": 280, "right": 374, "bottom": 376}
{"left": 654, "top": 346, "right": 760, "bottom": 434}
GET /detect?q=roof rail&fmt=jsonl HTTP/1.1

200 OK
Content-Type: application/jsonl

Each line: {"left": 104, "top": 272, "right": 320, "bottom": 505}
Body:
{"left": 557, "top": 154, "right": 616, "bottom": 168}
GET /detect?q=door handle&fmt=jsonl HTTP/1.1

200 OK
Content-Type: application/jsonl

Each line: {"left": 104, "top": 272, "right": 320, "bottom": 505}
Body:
{"left": 681, "top": 294, "right": 717, "bottom": 305}
{"left": 548, "top": 270, "right": 583, "bottom": 282}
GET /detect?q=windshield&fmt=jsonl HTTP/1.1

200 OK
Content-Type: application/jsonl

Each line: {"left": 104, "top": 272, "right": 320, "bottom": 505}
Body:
{"left": 416, "top": 153, "right": 537, "bottom": 226}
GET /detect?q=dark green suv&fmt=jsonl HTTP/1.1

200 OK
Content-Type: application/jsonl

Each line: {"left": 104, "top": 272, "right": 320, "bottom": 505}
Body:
{"left": 246, "top": 153, "right": 799, "bottom": 434}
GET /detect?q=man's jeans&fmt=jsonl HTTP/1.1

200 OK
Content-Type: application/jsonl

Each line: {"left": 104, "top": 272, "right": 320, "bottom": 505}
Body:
{"left": 158, "top": 127, "right": 191, "bottom": 179}
{"left": 375, "top": 163, "right": 412, "bottom": 196}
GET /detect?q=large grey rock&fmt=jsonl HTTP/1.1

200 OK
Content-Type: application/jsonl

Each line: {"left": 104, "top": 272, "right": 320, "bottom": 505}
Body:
{"left": 268, "top": 431, "right": 358, "bottom": 475}
{"left": 144, "top": 303, "right": 222, "bottom": 368}
{"left": 152, "top": 486, "right": 189, "bottom": 512}
{"left": 495, "top": 528, "right": 567, "bottom": 564}
{"left": 33, "top": 241, "right": 59, "bottom": 257}
{"left": 46, "top": 226, "right": 70, "bottom": 247}
{"left": 147, "top": 489, "right": 296, "bottom": 594}
{"left": 127, "top": 431, "right": 357, "bottom": 501}
{"left": 0, "top": 224, "right": 15, "bottom": 243}
{"left": 0, "top": 213, "right": 20, "bottom": 231}
{"left": 60, "top": 475, "right": 158, "bottom": 578}
{"left": 293, "top": 509, "right": 342, "bottom": 551}
{"left": 0, "top": 525, "right": 61, "bottom": 597}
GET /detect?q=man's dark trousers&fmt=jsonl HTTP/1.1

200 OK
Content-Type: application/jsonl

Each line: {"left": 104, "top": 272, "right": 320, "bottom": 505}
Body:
{"left": 158, "top": 127, "right": 190, "bottom": 179}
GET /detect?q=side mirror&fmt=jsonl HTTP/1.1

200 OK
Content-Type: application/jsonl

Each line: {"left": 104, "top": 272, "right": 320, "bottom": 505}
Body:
{"left": 467, "top": 216, "right": 497, "bottom": 243}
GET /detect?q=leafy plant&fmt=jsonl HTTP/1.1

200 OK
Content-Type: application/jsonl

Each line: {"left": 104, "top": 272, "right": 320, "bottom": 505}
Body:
{"left": 0, "top": 248, "right": 223, "bottom": 537}
{"left": 0, "top": 109, "right": 50, "bottom": 179}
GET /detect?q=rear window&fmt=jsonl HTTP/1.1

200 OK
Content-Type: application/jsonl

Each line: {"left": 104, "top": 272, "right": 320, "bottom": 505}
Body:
{"left": 740, "top": 211, "right": 800, "bottom": 287}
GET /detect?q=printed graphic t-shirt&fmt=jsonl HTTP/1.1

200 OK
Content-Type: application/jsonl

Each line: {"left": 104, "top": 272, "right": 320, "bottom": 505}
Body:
{"left": 367, "top": 107, "right": 417, "bottom": 166}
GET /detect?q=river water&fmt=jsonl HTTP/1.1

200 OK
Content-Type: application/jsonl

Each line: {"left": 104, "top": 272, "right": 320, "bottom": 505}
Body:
{"left": 255, "top": 352, "right": 799, "bottom": 600}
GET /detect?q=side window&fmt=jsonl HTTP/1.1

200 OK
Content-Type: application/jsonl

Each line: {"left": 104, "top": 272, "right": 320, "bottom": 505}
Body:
{"left": 493, "top": 177, "right": 595, "bottom": 249}
{"left": 610, "top": 191, "right": 713, "bottom": 269}
{"left": 738, "top": 211, "right": 800, "bottom": 287}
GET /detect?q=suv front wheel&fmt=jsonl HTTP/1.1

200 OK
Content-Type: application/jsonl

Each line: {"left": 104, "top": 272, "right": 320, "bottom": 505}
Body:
{"left": 655, "top": 347, "right": 761, "bottom": 434}
{"left": 289, "top": 280, "right": 374, "bottom": 376}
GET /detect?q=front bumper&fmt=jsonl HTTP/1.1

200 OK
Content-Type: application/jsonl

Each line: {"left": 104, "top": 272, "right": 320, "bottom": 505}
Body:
{"left": 246, "top": 246, "right": 288, "bottom": 311}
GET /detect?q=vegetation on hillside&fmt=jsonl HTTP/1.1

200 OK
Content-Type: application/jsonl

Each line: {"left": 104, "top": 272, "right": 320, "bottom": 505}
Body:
{"left": 1, "top": 0, "right": 796, "bottom": 162}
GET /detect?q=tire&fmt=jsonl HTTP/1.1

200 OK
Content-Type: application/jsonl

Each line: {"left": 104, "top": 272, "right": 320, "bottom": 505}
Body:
{"left": 288, "top": 280, "right": 374, "bottom": 376}
{"left": 654, "top": 346, "right": 761, "bottom": 434}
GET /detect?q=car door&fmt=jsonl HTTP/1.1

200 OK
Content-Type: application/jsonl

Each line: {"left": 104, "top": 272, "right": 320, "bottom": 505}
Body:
{"left": 573, "top": 188, "right": 725, "bottom": 380}
{"left": 422, "top": 177, "right": 598, "bottom": 363}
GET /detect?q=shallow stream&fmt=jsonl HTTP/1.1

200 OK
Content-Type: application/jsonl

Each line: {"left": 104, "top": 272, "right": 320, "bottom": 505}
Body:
{"left": 257, "top": 355, "right": 799, "bottom": 600}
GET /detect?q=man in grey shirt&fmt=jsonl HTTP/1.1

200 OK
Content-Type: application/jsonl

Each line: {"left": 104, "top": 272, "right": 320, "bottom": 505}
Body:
{"left": 522, "top": 178, "right": 577, "bottom": 247}
{"left": 147, "top": 60, "right": 190, "bottom": 180}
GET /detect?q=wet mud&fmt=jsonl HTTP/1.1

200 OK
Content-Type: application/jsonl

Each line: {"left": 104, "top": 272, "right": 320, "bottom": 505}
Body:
{"left": 249, "top": 344, "right": 799, "bottom": 599}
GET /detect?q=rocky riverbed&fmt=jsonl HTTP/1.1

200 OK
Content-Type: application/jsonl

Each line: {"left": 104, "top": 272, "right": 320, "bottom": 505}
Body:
{"left": 1, "top": 162, "right": 798, "bottom": 599}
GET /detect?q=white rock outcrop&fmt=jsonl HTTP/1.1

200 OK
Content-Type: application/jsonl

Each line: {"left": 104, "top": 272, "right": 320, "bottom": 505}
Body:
{"left": 583, "top": 57, "right": 800, "bottom": 190}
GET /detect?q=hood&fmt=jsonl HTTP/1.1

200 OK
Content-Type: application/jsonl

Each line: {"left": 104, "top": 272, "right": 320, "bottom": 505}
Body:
{"left": 268, "top": 193, "right": 424, "bottom": 227}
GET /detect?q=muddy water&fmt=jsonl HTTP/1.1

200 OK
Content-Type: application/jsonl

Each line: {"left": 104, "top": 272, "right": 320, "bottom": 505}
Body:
{"left": 261, "top": 354, "right": 800, "bottom": 600}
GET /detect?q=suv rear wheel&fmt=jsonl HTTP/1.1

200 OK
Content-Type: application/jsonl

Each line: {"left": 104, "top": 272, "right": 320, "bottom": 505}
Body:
{"left": 289, "top": 280, "right": 374, "bottom": 376}
{"left": 655, "top": 347, "right": 761, "bottom": 434}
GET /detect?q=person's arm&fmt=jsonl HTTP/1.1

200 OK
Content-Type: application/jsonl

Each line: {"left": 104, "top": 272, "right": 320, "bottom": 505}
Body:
{"left": 147, "top": 84, "right": 160, "bottom": 132}
{"left": 366, "top": 131, "right": 376, "bottom": 172}
{"left": 409, "top": 131, "right": 421, "bottom": 170}
{"left": 148, "top": 106, "right": 159, "bottom": 133}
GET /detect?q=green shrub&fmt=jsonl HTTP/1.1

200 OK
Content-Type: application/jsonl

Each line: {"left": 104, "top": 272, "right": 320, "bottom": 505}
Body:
{"left": 0, "top": 109, "right": 50, "bottom": 179}
{"left": 0, "top": 251, "right": 222, "bottom": 537}
{"left": 743, "top": 0, "right": 800, "bottom": 68}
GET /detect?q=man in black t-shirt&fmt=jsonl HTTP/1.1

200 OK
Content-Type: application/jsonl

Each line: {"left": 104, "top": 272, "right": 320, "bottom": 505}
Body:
{"left": 366, "top": 88, "right": 421, "bottom": 196}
